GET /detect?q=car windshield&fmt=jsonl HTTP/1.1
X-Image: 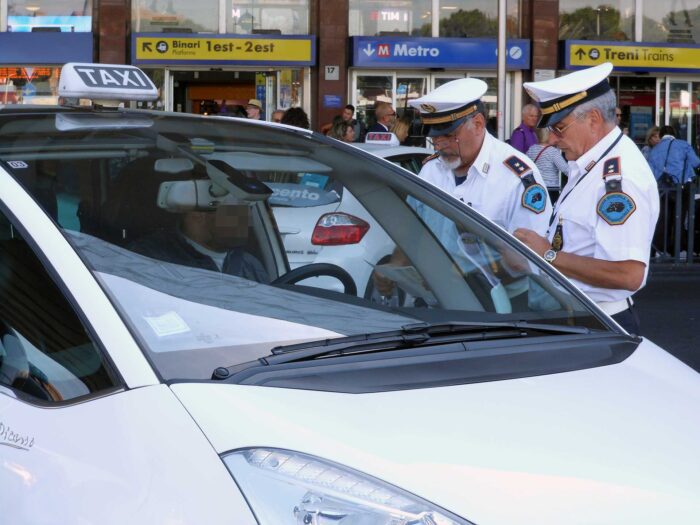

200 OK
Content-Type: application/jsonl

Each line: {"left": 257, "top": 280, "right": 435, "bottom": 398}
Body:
{"left": 0, "top": 108, "right": 609, "bottom": 381}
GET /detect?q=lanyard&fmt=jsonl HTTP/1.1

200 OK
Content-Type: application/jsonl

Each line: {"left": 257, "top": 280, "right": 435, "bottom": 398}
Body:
{"left": 548, "top": 131, "right": 624, "bottom": 228}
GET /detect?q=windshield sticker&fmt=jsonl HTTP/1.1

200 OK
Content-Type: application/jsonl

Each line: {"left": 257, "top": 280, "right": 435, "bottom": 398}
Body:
{"left": 0, "top": 422, "right": 35, "bottom": 451}
{"left": 267, "top": 182, "right": 340, "bottom": 207}
{"left": 6, "top": 161, "right": 28, "bottom": 169}
{"left": 144, "top": 311, "right": 191, "bottom": 337}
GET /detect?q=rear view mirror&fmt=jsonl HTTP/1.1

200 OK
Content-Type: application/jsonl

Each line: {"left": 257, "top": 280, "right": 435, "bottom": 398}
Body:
{"left": 157, "top": 179, "right": 233, "bottom": 212}
{"left": 154, "top": 158, "right": 194, "bottom": 174}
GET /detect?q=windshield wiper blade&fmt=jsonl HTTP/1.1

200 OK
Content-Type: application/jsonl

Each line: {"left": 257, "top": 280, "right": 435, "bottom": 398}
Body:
{"left": 211, "top": 321, "right": 593, "bottom": 379}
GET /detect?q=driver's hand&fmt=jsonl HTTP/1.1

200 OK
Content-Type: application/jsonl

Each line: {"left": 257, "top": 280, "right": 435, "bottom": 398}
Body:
{"left": 373, "top": 271, "right": 395, "bottom": 296}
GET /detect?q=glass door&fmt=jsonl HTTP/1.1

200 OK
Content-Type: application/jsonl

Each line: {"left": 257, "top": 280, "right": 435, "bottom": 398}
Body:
{"left": 662, "top": 78, "right": 700, "bottom": 147}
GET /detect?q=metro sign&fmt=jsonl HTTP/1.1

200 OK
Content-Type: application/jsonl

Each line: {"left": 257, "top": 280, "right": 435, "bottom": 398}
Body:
{"left": 377, "top": 44, "right": 390, "bottom": 57}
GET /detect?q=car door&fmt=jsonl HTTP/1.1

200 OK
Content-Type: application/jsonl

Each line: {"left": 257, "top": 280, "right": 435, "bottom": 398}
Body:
{"left": 0, "top": 170, "right": 254, "bottom": 524}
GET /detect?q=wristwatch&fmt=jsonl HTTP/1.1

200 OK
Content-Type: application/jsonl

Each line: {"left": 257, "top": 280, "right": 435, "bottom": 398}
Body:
{"left": 543, "top": 248, "right": 558, "bottom": 264}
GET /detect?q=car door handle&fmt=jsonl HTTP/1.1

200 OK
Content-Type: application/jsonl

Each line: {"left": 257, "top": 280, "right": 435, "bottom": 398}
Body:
{"left": 279, "top": 227, "right": 301, "bottom": 235}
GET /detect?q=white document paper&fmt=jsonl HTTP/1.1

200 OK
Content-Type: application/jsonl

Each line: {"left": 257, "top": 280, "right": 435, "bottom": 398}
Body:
{"left": 144, "top": 311, "right": 191, "bottom": 337}
{"left": 374, "top": 264, "right": 437, "bottom": 305}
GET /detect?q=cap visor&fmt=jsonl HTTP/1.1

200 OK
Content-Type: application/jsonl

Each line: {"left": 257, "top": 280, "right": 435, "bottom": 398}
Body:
{"left": 536, "top": 107, "right": 574, "bottom": 129}
{"left": 427, "top": 116, "right": 467, "bottom": 137}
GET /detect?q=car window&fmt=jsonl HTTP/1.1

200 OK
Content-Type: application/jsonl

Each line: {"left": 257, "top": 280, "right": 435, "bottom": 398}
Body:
{"left": 0, "top": 111, "right": 607, "bottom": 382}
{"left": 0, "top": 209, "right": 119, "bottom": 402}
{"left": 386, "top": 153, "right": 428, "bottom": 175}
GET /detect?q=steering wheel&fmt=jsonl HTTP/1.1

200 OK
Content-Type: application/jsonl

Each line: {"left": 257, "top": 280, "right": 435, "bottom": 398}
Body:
{"left": 272, "top": 263, "right": 357, "bottom": 296}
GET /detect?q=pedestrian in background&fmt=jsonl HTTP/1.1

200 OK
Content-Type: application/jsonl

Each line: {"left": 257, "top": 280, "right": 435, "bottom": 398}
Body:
{"left": 526, "top": 127, "right": 569, "bottom": 201}
{"left": 328, "top": 120, "right": 355, "bottom": 143}
{"left": 391, "top": 115, "right": 411, "bottom": 145}
{"left": 641, "top": 126, "right": 660, "bottom": 159}
{"left": 648, "top": 125, "right": 700, "bottom": 257}
{"left": 280, "top": 107, "right": 310, "bottom": 130}
{"left": 246, "top": 99, "right": 262, "bottom": 120}
{"left": 509, "top": 103, "right": 539, "bottom": 153}
{"left": 367, "top": 102, "right": 396, "bottom": 134}
{"left": 648, "top": 126, "right": 700, "bottom": 186}
{"left": 271, "top": 109, "right": 285, "bottom": 123}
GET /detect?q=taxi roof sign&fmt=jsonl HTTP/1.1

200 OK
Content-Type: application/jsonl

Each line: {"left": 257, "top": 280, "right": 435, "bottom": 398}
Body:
{"left": 364, "top": 131, "right": 400, "bottom": 146}
{"left": 59, "top": 63, "right": 158, "bottom": 103}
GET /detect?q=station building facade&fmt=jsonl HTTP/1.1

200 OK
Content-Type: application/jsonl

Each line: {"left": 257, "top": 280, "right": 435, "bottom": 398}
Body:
{"left": 1, "top": 0, "right": 700, "bottom": 145}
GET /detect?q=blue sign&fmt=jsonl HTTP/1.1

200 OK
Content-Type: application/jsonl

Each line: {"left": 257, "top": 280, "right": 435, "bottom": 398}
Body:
{"left": 352, "top": 37, "right": 530, "bottom": 70}
{"left": 0, "top": 33, "right": 93, "bottom": 64}
{"left": 323, "top": 94, "right": 343, "bottom": 109}
{"left": 21, "top": 83, "right": 36, "bottom": 98}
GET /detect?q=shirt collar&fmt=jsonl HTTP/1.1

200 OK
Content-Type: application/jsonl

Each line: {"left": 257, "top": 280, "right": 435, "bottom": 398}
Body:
{"left": 574, "top": 126, "right": 621, "bottom": 174}
{"left": 468, "top": 131, "right": 492, "bottom": 178}
{"left": 661, "top": 135, "right": 674, "bottom": 141}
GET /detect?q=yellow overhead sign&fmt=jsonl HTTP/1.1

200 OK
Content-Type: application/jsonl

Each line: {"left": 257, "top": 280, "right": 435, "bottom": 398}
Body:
{"left": 567, "top": 41, "right": 700, "bottom": 71}
{"left": 133, "top": 35, "right": 315, "bottom": 65}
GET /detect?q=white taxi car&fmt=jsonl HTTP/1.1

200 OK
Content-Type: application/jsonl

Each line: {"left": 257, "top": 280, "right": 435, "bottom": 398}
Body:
{"left": 1, "top": 64, "right": 699, "bottom": 525}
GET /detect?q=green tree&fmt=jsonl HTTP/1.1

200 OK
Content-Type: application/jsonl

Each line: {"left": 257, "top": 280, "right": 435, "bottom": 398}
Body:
{"left": 560, "top": 5, "right": 631, "bottom": 41}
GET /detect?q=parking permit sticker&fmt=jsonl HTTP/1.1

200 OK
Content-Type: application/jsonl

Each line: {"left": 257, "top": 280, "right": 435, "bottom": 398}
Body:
{"left": 6, "top": 161, "right": 28, "bottom": 169}
{"left": 144, "top": 311, "right": 190, "bottom": 337}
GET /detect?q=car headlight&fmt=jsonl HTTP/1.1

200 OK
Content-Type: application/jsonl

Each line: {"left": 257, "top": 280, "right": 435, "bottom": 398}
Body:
{"left": 222, "top": 447, "right": 473, "bottom": 525}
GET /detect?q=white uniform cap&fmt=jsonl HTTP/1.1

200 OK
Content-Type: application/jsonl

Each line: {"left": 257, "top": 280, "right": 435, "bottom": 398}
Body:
{"left": 409, "top": 78, "right": 487, "bottom": 137}
{"left": 523, "top": 62, "right": 614, "bottom": 128}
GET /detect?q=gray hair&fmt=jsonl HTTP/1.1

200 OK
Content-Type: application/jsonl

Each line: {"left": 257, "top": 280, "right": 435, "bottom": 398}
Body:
{"left": 522, "top": 103, "right": 539, "bottom": 116}
{"left": 572, "top": 90, "right": 617, "bottom": 124}
{"left": 463, "top": 101, "right": 487, "bottom": 130}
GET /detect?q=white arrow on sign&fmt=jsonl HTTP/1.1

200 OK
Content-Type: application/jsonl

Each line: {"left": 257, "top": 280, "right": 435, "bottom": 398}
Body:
{"left": 363, "top": 43, "right": 375, "bottom": 57}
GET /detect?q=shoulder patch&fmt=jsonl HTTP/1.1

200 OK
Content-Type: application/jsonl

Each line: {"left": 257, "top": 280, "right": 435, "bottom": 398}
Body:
{"left": 603, "top": 156, "right": 621, "bottom": 177}
{"left": 522, "top": 184, "right": 547, "bottom": 214}
{"left": 422, "top": 152, "right": 439, "bottom": 165}
{"left": 597, "top": 191, "right": 636, "bottom": 225}
{"left": 503, "top": 155, "right": 531, "bottom": 177}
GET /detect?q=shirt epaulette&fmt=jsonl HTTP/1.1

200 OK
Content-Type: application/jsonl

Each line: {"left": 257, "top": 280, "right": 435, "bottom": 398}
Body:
{"left": 422, "top": 152, "right": 439, "bottom": 165}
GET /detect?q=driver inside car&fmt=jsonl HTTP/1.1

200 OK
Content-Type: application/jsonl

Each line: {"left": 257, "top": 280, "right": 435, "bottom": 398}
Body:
{"left": 129, "top": 199, "right": 270, "bottom": 284}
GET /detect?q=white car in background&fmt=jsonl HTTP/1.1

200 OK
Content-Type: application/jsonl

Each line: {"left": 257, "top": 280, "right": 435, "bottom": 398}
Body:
{"left": 267, "top": 132, "right": 432, "bottom": 297}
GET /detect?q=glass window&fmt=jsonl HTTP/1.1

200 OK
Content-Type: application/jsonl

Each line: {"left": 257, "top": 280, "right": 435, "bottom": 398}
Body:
{"left": 560, "top": 0, "right": 635, "bottom": 41}
{"left": 0, "top": 67, "right": 60, "bottom": 106}
{"left": 642, "top": 1, "right": 700, "bottom": 43}
{"left": 131, "top": 0, "right": 219, "bottom": 33}
{"left": 0, "top": 112, "right": 609, "bottom": 383}
{"left": 0, "top": 210, "right": 118, "bottom": 402}
{"left": 349, "top": 0, "right": 432, "bottom": 36}
{"left": 437, "top": 0, "right": 520, "bottom": 38}
{"left": 228, "top": 0, "right": 309, "bottom": 34}
{"left": 355, "top": 74, "right": 392, "bottom": 132}
{"left": 7, "top": 0, "right": 92, "bottom": 32}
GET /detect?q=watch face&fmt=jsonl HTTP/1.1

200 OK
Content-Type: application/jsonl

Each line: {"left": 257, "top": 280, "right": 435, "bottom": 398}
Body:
{"left": 544, "top": 249, "right": 557, "bottom": 262}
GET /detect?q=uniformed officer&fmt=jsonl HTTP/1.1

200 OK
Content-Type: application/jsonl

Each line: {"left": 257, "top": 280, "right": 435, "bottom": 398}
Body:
{"left": 409, "top": 78, "right": 552, "bottom": 236}
{"left": 513, "top": 62, "right": 660, "bottom": 333}
{"left": 373, "top": 79, "right": 552, "bottom": 301}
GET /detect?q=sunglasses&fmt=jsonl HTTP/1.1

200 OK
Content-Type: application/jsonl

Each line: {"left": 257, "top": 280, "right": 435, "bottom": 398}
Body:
{"left": 548, "top": 113, "right": 584, "bottom": 138}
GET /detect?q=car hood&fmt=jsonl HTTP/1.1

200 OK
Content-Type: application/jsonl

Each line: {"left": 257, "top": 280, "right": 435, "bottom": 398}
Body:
{"left": 171, "top": 338, "right": 700, "bottom": 524}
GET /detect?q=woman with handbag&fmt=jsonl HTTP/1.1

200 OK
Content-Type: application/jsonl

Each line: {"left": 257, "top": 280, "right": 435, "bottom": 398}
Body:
{"left": 526, "top": 127, "right": 570, "bottom": 202}
{"left": 648, "top": 126, "right": 700, "bottom": 256}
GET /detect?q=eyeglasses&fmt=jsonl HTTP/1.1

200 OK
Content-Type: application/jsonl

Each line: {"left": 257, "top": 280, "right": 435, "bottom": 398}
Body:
{"left": 548, "top": 113, "right": 584, "bottom": 138}
{"left": 386, "top": 112, "right": 396, "bottom": 117}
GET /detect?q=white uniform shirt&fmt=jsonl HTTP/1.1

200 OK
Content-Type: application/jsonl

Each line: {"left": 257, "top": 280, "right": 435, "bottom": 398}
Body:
{"left": 548, "top": 128, "right": 660, "bottom": 303}
{"left": 418, "top": 131, "right": 552, "bottom": 236}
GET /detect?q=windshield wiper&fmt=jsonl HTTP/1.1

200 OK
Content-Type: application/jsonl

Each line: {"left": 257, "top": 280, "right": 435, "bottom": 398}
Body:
{"left": 211, "top": 321, "right": 591, "bottom": 379}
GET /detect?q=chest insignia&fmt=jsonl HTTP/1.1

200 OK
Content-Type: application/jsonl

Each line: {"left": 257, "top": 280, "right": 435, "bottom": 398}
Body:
{"left": 597, "top": 192, "right": 636, "bottom": 225}
{"left": 522, "top": 184, "right": 547, "bottom": 214}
